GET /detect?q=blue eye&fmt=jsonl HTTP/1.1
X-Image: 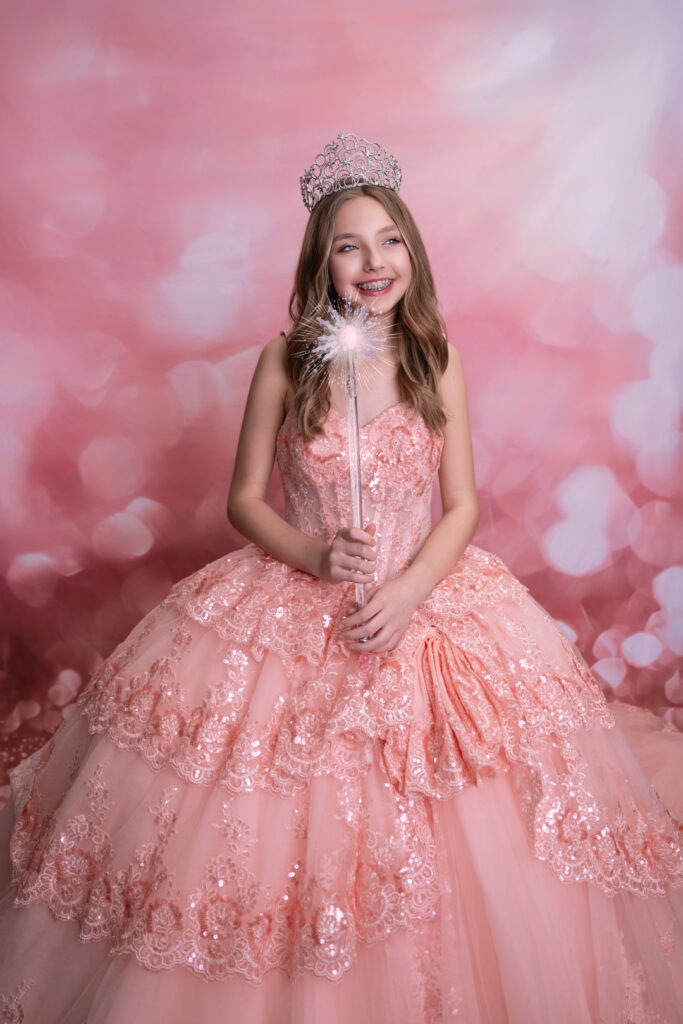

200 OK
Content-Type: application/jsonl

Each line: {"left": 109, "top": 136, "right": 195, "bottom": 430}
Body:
{"left": 385, "top": 237, "right": 402, "bottom": 244}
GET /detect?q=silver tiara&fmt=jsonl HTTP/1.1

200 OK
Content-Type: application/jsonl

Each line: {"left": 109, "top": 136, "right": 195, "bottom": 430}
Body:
{"left": 300, "top": 132, "right": 402, "bottom": 212}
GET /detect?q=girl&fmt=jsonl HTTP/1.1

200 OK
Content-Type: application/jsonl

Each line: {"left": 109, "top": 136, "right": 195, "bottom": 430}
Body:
{"left": 1, "top": 133, "right": 682, "bottom": 1023}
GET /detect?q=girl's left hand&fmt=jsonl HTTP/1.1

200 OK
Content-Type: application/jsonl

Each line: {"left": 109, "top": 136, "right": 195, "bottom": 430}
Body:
{"left": 341, "top": 575, "right": 419, "bottom": 654}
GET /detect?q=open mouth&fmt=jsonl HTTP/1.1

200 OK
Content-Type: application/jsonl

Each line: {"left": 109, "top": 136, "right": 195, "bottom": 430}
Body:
{"left": 356, "top": 279, "right": 393, "bottom": 295}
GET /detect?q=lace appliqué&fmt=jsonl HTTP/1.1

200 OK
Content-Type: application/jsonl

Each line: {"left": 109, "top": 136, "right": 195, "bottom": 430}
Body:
{"left": 72, "top": 543, "right": 683, "bottom": 902}
{"left": 511, "top": 739, "right": 683, "bottom": 898}
{"left": 8, "top": 761, "right": 439, "bottom": 985}
{"left": 620, "top": 958, "right": 668, "bottom": 1024}
{"left": 657, "top": 917, "right": 677, "bottom": 964}
{"left": 277, "top": 403, "right": 442, "bottom": 586}
{"left": 0, "top": 980, "right": 31, "bottom": 1024}
{"left": 7, "top": 400, "right": 683, "bottom": 994}
{"left": 11, "top": 764, "right": 180, "bottom": 948}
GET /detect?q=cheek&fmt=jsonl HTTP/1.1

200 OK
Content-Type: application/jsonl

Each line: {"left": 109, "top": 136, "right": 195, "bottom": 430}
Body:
{"left": 328, "top": 256, "right": 356, "bottom": 292}
{"left": 327, "top": 257, "right": 343, "bottom": 290}
{"left": 396, "top": 253, "right": 412, "bottom": 288}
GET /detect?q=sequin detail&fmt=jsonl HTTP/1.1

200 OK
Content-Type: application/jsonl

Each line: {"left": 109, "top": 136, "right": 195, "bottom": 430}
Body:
{"left": 277, "top": 403, "right": 441, "bottom": 585}
{"left": 5, "top": 401, "right": 683, "bottom": 992}
{"left": 9, "top": 752, "right": 439, "bottom": 983}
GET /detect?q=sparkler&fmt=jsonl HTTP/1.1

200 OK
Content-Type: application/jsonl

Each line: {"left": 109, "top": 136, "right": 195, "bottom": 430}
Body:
{"left": 312, "top": 301, "right": 385, "bottom": 610}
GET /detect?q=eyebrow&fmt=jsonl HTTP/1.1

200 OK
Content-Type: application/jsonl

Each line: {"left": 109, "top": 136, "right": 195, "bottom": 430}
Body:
{"left": 332, "top": 224, "right": 399, "bottom": 242}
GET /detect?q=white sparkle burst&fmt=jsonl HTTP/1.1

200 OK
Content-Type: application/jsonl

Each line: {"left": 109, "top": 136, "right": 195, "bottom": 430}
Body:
{"left": 311, "top": 300, "right": 385, "bottom": 373}
{"left": 310, "top": 300, "right": 389, "bottom": 615}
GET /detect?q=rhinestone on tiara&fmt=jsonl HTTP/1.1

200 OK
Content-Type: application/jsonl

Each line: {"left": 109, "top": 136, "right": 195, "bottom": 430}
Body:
{"left": 300, "top": 132, "right": 402, "bottom": 212}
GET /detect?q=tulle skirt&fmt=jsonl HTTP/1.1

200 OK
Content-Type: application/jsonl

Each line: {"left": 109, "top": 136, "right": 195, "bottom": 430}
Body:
{"left": 1, "top": 543, "right": 682, "bottom": 1022}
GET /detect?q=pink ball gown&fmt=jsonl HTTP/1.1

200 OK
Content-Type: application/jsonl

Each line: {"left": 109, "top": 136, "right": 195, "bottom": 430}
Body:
{"left": 1, "top": 401, "right": 682, "bottom": 1023}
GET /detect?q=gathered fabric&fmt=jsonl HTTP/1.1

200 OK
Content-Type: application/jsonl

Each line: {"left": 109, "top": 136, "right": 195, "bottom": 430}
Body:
{"left": 1, "top": 402, "right": 682, "bottom": 1023}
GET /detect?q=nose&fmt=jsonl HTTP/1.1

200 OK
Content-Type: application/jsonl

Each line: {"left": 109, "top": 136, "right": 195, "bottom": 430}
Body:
{"left": 364, "top": 244, "right": 384, "bottom": 271}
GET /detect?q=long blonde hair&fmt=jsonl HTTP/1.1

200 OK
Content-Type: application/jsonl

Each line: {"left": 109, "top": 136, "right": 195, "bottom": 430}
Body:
{"left": 286, "top": 184, "right": 449, "bottom": 439}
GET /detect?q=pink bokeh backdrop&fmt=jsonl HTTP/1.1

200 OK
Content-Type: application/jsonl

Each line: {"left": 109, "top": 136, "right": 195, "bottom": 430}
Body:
{"left": 1, "top": 0, "right": 682, "bottom": 800}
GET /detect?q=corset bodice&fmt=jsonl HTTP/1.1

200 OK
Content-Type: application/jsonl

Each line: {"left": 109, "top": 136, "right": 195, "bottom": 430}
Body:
{"left": 275, "top": 402, "right": 444, "bottom": 582}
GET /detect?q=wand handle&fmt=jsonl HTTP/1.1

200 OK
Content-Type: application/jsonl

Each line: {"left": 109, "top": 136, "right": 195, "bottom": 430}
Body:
{"left": 346, "top": 350, "right": 365, "bottom": 609}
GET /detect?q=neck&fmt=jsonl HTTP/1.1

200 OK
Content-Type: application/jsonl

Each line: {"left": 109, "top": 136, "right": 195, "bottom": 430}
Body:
{"left": 368, "top": 309, "right": 400, "bottom": 344}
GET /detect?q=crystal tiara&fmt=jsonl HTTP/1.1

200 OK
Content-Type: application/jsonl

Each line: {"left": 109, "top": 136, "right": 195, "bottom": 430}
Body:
{"left": 300, "top": 132, "right": 402, "bottom": 212}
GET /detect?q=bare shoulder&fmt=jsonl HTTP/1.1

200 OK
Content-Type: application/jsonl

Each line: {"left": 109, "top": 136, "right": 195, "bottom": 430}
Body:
{"left": 250, "top": 334, "right": 288, "bottom": 392}
{"left": 439, "top": 342, "right": 467, "bottom": 416}
{"left": 258, "top": 333, "right": 289, "bottom": 375}
{"left": 444, "top": 341, "right": 464, "bottom": 378}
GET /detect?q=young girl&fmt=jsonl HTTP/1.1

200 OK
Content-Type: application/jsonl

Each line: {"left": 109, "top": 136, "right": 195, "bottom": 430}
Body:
{"left": 1, "top": 133, "right": 682, "bottom": 1023}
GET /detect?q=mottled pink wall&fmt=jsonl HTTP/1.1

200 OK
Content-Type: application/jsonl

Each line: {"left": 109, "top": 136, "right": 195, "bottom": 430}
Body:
{"left": 1, "top": 0, "right": 682, "bottom": 794}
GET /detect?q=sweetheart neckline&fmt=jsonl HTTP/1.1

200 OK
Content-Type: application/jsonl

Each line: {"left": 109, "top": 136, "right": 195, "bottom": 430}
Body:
{"left": 277, "top": 400, "right": 422, "bottom": 447}
{"left": 325, "top": 400, "right": 412, "bottom": 432}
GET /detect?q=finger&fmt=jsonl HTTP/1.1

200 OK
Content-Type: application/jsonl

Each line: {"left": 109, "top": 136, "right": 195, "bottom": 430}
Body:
{"left": 343, "top": 544, "right": 377, "bottom": 562}
{"left": 339, "top": 553, "right": 376, "bottom": 573}
{"left": 331, "top": 555, "right": 366, "bottom": 577}
{"left": 345, "top": 564, "right": 377, "bottom": 582}
{"left": 343, "top": 610, "right": 385, "bottom": 640}
{"left": 352, "top": 584, "right": 383, "bottom": 607}
{"left": 342, "top": 609, "right": 365, "bottom": 628}
{"left": 350, "top": 626, "right": 395, "bottom": 652}
{"left": 342, "top": 543, "right": 375, "bottom": 563}
{"left": 345, "top": 625, "right": 376, "bottom": 643}
{"left": 342, "top": 595, "right": 381, "bottom": 626}
{"left": 345, "top": 621, "right": 384, "bottom": 642}
{"left": 345, "top": 571, "right": 376, "bottom": 586}
{"left": 334, "top": 540, "right": 375, "bottom": 564}
{"left": 346, "top": 527, "right": 377, "bottom": 547}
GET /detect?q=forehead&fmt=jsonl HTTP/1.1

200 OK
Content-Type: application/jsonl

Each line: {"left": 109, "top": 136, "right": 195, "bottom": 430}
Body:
{"left": 333, "top": 195, "right": 394, "bottom": 232}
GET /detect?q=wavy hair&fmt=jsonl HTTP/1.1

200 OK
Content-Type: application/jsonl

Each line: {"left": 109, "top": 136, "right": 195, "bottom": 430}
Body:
{"left": 286, "top": 184, "right": 449, "bottom": 439}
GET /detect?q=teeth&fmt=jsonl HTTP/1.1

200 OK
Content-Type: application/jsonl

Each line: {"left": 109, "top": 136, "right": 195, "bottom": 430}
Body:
{"left": 357, "top": 280, "right": 392, "bottom": 291}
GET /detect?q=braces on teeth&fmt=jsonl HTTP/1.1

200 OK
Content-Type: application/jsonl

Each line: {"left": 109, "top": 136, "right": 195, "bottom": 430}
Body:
{"left": 358, "top": 280, "right": 392, "bottom": 291}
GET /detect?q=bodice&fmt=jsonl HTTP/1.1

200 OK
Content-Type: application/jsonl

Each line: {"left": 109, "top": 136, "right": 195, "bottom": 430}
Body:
{"left": 275, "top": 401, "right": 444, "bottom": 582}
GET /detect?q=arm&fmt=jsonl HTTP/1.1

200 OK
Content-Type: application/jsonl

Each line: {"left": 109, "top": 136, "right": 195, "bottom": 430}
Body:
{"left": 227, "top": 334, "right": 377, "bottom": 585}
{"left": 342, "top": 344, "right": 479, "bottom": 652}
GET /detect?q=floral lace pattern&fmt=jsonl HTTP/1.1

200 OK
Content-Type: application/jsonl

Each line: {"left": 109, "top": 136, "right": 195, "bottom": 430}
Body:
{"left": 4, "top": 401, "right": 683, "bottom": 997}
{"left": 0, "top": 981, "right": 31, "bottom": 1024}
{"left": 511, "top": 741, "right": 683, "bottom": 898}
{"left": 277, "top": 403, "right": 442, "bottom": 584}
{"left": 9, "top": 754, "right": 440, "bottom": 984}
{"left": 619, "top": 958, "right": 668, "bottom": 1023}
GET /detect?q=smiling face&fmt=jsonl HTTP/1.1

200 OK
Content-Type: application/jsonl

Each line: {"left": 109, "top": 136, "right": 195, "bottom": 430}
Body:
{"left": 327, "top": 195, "right": 412, "bottom": 323}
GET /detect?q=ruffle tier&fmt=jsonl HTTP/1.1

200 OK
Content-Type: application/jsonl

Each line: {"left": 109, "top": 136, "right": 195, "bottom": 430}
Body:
{"left": 2, "top": 543, "right": 683, "bottom": 1022}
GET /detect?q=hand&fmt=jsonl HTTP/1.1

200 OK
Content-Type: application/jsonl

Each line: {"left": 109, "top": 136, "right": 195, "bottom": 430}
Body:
{"left": 341, "top": 574, "right": 419, "bottom": 654}
{"left": 317, "top": 523, "right": 377, "bottom": 586}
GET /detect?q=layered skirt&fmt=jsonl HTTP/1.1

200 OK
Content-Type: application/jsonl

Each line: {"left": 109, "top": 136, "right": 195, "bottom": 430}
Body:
{"left": 1, "top": 544, "right": 682, "bottom": 1022}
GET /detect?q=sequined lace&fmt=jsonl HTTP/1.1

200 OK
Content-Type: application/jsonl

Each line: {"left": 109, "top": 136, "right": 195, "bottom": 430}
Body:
{"left": 277, "top": 402, "right": 441, "bottom": 583}
{"left": 0, "top": 980, "right": 31, "bottom": 1024}
{"left": 5, "top": 402, "right": 683, "bottom": 994}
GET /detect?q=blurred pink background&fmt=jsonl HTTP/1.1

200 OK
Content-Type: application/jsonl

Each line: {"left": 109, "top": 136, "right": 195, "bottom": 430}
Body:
{"left": 1, "top": 0, "right": 682, "bottom": 801}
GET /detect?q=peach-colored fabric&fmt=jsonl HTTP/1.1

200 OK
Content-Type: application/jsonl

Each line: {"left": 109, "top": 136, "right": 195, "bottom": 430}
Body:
{"left": 608, "top": 701, "right": 683, "bottom": 828}
{"left": 1, "top": 404, "right": 682, "bottom": 1022}
{"left": 2, "top": 3, "right": 683, "bottom": 760}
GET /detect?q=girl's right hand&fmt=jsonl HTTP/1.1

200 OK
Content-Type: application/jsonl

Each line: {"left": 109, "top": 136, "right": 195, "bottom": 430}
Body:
{"left": 317, "top": 523, "right": 377, "bottom": 585}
